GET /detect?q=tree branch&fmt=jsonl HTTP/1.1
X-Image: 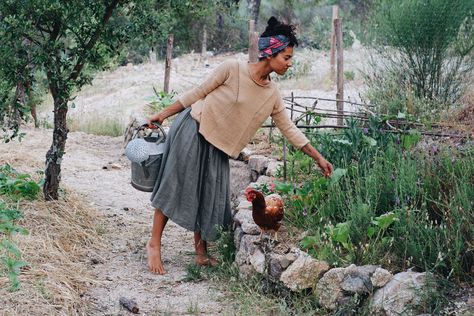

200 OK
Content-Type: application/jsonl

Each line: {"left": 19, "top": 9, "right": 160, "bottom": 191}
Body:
{"left": 69, "top": 0, "right": 122, "bottom": 81}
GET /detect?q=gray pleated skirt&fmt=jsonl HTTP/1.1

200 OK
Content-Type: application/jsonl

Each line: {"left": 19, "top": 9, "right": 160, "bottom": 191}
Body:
{"left": 150, "top": 108, "right": 231, "bottom": 241}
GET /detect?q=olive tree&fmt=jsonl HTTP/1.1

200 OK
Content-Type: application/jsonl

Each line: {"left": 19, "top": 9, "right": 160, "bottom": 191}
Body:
{"left": 0, "top": 0, "right": 130, "bottom": 200}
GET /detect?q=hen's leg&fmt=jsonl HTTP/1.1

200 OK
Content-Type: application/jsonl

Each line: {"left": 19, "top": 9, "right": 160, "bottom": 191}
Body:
{"left": 274, "top": 231, "right": 278, "bottom": 242}
{"left": 147, "top": 208, "right": 168, "bottom": 274}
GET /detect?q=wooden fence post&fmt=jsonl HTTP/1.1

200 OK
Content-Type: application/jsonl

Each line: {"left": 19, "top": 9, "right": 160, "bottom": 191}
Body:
{"left": 164, "top": 33, "right": 174, "bottom": 94}
{"left": 335, "top": 18, "right": 344, "bottom": 126}
{"left": 248, "top": 20, "right": 259, "bottom": 63}
{"left": 201, "top": 27, "right": 207, "bottom": 57}
{"left": 330, "top": 5, "right": 339, "bottom": 83}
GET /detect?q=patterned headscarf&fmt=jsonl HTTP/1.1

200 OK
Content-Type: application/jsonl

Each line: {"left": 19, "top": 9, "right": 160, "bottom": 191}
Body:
{"left": 258, "top": 35, "right": 290, "bottom": 58}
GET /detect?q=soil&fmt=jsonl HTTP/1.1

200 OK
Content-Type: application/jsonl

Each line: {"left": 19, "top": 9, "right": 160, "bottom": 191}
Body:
{"left": 1, "top": 127, "right": 251, "bottom": 315}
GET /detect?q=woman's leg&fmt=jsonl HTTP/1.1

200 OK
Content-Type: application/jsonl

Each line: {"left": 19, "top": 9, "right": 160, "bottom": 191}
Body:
{"left": 194, "top": 232, "right": 218, "bottom": 266}
{"left": 147, "top": 208, "right": 168, "bottom": 274}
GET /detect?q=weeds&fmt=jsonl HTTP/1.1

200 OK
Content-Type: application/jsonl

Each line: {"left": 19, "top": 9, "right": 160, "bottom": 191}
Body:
{"left": 182, "top": 263, "right": 204, "bottom": 282}
{"left": 0, "top": 202, "right": 28, "bottom": 291}
{"left": 0, "top": 164, "right": 41, "bottom": 290}
{"left": 0, "top": 164, "right": 41, "bottom": 201}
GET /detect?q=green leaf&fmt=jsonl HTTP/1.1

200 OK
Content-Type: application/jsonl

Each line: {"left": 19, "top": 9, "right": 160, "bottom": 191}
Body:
{"left": 300, "top": 235, "right": 320, "bottom": 250}
{"left": 363, "top": 135, "right": 377, "bottom": 147}
{"left": 330, "top": 168, "right": 347, "bottom": 186}
{"left": 274, "top": 181, "right": 293, "bottom": 195}
{"left": 332, "top": 139, "right": 352, "bottom": 146}
{"left": 373, "top": 212, "right": 399, "bottom": 230}
{"left": 331, "top": 221, "right": 350, "bottom": 245}
{"left": 367, "top": 226, "right": 378, "bottom": 238}
{"left": 397, "top": 112, "right": 406, "bottom": 119}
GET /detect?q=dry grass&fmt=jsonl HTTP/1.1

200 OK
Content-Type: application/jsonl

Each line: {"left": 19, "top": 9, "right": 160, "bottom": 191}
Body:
{"left": 0, "top": 191, "right": 105, "bottom": 316}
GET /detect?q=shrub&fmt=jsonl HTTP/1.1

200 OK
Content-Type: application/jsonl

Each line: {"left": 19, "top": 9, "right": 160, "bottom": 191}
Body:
{"left": 365, "top": 0, "right": 474, "bottom": 115}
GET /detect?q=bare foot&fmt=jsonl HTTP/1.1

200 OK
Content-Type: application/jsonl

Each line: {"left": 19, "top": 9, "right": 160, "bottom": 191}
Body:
{"left": 195, "top": 255, "right": 218, "bottom": 267}
{"left": 146, "top": 240, "right": 166, "bottom": 274}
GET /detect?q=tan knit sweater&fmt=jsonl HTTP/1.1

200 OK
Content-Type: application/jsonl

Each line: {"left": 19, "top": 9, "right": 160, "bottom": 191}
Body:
{"left": 178, "top": 60, "right": 309, "bottom": 158}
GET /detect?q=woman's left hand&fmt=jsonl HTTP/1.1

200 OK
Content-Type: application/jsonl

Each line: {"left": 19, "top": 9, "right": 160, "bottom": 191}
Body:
{"left": 316, "top": 156, "right": 333, "bottom": 178}
{"left": 300, "top": 143, "right": 333, "bottom": 178}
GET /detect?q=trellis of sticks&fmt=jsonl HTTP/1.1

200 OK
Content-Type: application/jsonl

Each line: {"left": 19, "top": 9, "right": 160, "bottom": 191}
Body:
{"left": 262, "top": 94, "right": 469, "bottom": 181}
{"left": 263, "top": 94, "right": 468, "bottom": 139}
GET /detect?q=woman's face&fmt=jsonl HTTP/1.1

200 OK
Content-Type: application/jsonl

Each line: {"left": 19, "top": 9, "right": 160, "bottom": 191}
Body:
{"left": 269, "top": 46, "right": 294, "bottom": 75}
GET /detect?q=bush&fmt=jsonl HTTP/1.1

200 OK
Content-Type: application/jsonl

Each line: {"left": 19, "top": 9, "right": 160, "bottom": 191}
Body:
{"left": 364, "top": 0, "right": 474, "bottom": 115}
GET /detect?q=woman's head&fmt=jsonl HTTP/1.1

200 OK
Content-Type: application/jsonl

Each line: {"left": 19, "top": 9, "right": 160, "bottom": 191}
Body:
{"left": 258, "top": 17, "right": 298, "bottom": 60}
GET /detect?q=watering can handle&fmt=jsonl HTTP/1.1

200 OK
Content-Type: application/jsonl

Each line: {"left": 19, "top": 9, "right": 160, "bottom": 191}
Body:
{"left": 140, "top": 123, "right": 166, "bottom": 144}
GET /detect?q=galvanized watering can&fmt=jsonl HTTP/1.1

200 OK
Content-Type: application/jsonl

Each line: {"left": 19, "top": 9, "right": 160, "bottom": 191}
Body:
{"left": 125, "top": 123, "right": 166, "bottom": 192}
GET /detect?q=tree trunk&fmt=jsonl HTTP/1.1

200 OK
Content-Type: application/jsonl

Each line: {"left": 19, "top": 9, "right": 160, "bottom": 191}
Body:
{"left": 247, "top": 0, "right": 261, "bottom": 27}
{"left": 43, "top": 92, "right": 69, "bottom": 200}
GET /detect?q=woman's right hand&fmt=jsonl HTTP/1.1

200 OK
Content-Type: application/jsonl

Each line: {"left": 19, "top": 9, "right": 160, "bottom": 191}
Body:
{"left": 147, "top": 112, "right": 165, "bottom": 128}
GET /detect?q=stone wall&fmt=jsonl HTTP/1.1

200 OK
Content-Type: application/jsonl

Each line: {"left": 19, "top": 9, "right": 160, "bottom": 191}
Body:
{"left": 233, "top": 154, "right": 432, "bottom": 315}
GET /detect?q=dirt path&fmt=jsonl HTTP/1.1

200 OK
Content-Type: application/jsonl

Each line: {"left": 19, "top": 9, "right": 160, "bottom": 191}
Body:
{"left": 1, "top": 127, "right": 250, "bottom": 315}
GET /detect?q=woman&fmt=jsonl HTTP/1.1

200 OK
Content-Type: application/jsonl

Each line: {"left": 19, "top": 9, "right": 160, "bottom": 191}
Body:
{"left": 147, "top": 17, "right": 333, "bottom": 274}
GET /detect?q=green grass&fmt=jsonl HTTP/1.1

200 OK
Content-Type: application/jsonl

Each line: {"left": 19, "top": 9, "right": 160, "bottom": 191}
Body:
{"left": 67, "top": 116, "right": 124, "bottom": 137}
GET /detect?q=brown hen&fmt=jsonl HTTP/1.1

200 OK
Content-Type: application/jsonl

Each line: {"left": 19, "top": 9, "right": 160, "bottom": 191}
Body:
{"left": 244, "top": 188, "right": 284, "bottom": 241}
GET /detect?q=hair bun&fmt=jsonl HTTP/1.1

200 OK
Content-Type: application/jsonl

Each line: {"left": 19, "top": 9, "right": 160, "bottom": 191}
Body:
{"left": 267, "top": 16, "right": 280, "bottom": 28}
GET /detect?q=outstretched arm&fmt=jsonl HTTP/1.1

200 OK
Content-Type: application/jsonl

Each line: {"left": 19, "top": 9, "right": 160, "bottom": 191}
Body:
{"left": 148, "top": 100, "right": 185, "bottom": 126}
{"left": 300, "top": 143, "right": 333, "bottom": 177}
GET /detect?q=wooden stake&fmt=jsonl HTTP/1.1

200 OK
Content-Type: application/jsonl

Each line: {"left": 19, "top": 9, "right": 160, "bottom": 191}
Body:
{"left": 201, "top": 27, "right": 207, "bottom": 57}
{"left": 164, "top": 33, "right": 174, "bottom": 94}
{"left": 335, "top": 18, "right": 344, "bottom": 127}
{"left": 248, "top": 20, "right": 258, "bottom": 63}
{"left": 330, "top": 5, "right": 339, "bottom": 82}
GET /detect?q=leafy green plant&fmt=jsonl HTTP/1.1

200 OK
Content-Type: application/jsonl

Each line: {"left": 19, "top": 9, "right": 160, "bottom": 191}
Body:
{"left": 146, "top": 89, "right": 177, "bottom": 113}
{"left": 182, "top": 263, "right": 204, "bottom": 282}
{"left": 0, "top": 202, "right": 28, "bottom": 291}
{"left": 344, "top": 70, "right": 355, "bottom": 81}
{"left": 0, "top": 164, "right": 41, "bottom": 200}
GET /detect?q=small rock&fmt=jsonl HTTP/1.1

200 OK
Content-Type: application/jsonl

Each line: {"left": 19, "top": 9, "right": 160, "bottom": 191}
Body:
{"left": 250, "top": 249, "right": 265, "bottom": 274}
{"left": 234, "top": 226, "right": 244, "bottom": 250}
{"left": 266, "top": 160, "right": 283, "bottom": 177}
{"left": 282, "top": 252, "right": 298, "bottom": 268}
{"left": 316, "top": 264, "right": 379, "bottom": 310}
{"left": 241, "top": 221, "right": 261, "bottom": 235}
{"left": 235, "top": 234, "right": 260, "bottom": 266}
{"left": 371, "top": 267, "right": 393, "bottom": 288}
{"left": 237, "top": 200, "right": 252, "bottom": 211}
{"left": 239, "top": 264, "right": 257, "bottom": 279}
{"left": 280, "top": 253, "right": 329, "bottom": 291}
{"left": 316, "top": 267, "right": 346, "bottom": 310}
{"left": 268, "top": 254, "right": 284, "bottom": 278}
{"left": 255, "top": 175, "right": 272, "bottom": 185}
{"left": 91, "top": 258, "right": 103, "bottom": 265}
{"left": 237, "top": 148, "right": 252, "bottom": 162}
{"left": 371, "top": 271, "right": 428, "bottom": 316}
{"left": 248, "top": 155, "right": 269, "bottom": 175}
{"left": 233, "top": 210, "right": 260, "bottom": 235}
{"left": 340, "top": 264, "right": 378, "bottom": 294}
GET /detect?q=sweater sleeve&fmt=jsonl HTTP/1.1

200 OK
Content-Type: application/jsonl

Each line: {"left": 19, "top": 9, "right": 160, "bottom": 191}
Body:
{"left": 271, "top": 92, "right": 310, "bottom": 149}
{"left": 178, "top": 60, "right": 233, "bottom": 108}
